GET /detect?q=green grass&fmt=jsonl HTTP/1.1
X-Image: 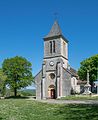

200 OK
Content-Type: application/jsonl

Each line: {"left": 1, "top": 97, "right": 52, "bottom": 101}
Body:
{"left": 58, "top": 95, "right": 98, "bottom": 100}
{"left": 0, "top": 99, "right": 98, "bottom": 120}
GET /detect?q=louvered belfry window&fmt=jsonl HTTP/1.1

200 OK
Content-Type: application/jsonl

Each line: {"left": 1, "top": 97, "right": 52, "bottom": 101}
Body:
{"left": 53, "top": 41, "right": 55, "bottom": 53}
{"left": 50, "top": 41, "right": 52, "bottom": 53}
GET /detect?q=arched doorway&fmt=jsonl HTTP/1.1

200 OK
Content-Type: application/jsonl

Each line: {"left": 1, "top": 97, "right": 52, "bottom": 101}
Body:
{"left": 48, "top": 85, "right": 55, "bottom": 99}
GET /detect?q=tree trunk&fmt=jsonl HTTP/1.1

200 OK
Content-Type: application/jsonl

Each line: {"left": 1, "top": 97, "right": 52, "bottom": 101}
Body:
{"left": 14, "top": 78, "right": 17, "bottom": 97}
{"left": 14, "top": 88, "right": 17, "bottom": 97}
{"left": 2, "top": 85, "right": 6, "bottom": 97}
{"left": 90, "top": 81, "right": 94, "bottom": 92}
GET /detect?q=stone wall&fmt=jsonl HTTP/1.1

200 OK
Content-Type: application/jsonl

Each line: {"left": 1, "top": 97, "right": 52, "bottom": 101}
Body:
{"left": 62, "top": 68, "right": 71, "bottom": 96}
{"left": 71, "top": 77, "right": 80, "bottom": 93}
{"left": 34, "top": 70, "right": 42, "bottom": 100}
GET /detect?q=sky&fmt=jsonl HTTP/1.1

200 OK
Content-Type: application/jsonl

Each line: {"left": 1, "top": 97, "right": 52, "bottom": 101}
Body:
{"left": 0, "top": 0, "right": 98, "bottom": 78}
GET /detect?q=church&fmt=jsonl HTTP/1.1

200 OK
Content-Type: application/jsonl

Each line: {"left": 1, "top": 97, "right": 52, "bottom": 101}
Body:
{"left": 34, "top": 21, "right": 80, "bottom": 99}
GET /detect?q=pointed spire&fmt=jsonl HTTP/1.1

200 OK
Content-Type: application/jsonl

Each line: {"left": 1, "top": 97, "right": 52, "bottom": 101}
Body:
{"left": 44, "top": 21, "right": 69, "bottom": 43}
{"left": 44, "top": 21, "right": 62, "bottom": 38}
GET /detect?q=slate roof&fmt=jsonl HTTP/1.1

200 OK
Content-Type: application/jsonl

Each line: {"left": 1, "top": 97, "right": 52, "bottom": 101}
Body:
{"left": 44, "top": 21, "right": 68, "bottom": 42}
{"left": 77, "top": 80, "right": 87, "bottom": 85}
{"left": 45, "top": 21, "right": 62, "bottom": 38}
{"left": 70, "top": 67, "right": 78, "bottom": 77}
{"left": 63, "top": 67, "right": 78, "bottom": 77}
{"left": 34, "top": 69, "right": 42, "bottom": 80}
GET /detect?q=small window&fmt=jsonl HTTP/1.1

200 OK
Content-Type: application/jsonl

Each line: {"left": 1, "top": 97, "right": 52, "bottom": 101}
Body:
{"left": 53, "top": 41, "right": 55, "bottom": 53}
{"left": 50, "top": 41, "right": 52, "bottom": 53}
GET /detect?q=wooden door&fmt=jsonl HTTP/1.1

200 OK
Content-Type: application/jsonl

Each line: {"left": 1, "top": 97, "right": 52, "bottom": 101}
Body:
{"left": 51, "top": 89, "right": 55, "bottom": 99}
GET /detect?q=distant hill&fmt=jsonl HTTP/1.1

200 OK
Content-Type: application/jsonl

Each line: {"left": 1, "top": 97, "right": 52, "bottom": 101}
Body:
{"left": 5, "top": 88, "right": 36, "bottom": 97}
{"left": 19, "top": 89, "right": 36, "bottom": 96}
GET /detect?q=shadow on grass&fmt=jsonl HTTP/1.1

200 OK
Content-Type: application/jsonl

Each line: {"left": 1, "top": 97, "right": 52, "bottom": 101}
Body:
{"left": 54, "top": 104, "right": 98, "bottom": 120}
{"left": 5, "top": 95, "right": 29, "bottom": 99}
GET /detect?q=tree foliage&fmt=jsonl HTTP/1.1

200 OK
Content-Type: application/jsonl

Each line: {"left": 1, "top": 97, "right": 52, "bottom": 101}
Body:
{"left": 0, "top": 69, "right": 7, "bottom": 96}
{"left": 78, "top": 54, "right": 98, "bottom": 83}
{"left": 2, "top": 56, "right": 33, "bottom": 96}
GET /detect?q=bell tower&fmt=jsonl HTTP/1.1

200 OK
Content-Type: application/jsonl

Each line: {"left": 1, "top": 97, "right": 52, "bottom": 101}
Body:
{"left": 44, "top": 21, "right": 68, "bottom": 64}
{"left": 42, "top": 21, "right": 69, "bottom": 99}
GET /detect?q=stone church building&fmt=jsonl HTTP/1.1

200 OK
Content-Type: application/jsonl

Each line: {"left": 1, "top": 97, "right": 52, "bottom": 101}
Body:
{"left": 35, "top": 21, "right": 80, "bottom": 99}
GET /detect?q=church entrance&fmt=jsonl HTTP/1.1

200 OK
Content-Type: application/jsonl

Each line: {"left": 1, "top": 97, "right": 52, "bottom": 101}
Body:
{"left": 48, "top": 85, "right": 56, "bottom": 99}
{"left": 50, "top": 89, "right": 55, "bottom": 99}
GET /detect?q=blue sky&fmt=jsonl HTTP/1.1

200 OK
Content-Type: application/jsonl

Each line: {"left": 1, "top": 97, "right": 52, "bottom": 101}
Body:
{"left": 0, "top": 0, "right": 98, "bottom": 77}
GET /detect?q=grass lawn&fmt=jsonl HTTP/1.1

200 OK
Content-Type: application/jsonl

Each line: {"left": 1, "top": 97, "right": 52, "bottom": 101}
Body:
{"left": 0, "top": 99, "right": 98, "bottom": 120}
{"left": 58, "top": 95, "right": 98, "bottom": 100}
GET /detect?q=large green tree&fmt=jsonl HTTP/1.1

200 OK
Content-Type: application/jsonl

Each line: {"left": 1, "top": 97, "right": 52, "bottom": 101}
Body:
{"left": 2, "top": 56, "right": 33, "bottom": 96}
{"left": 78, "top": 54, "right": 98, "bottom": 84}
{"left": 0, "top": 69, "right": 7, "bottom": 96}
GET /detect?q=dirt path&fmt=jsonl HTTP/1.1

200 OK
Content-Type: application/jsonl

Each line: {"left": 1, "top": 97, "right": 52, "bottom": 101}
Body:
{"left": 32, "top": 99, "right": 98, "bottom": 105}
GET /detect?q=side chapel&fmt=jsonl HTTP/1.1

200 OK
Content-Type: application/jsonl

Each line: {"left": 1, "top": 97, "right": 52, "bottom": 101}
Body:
{"left": 34, "top": 21, "right": 80, "bottom": 99}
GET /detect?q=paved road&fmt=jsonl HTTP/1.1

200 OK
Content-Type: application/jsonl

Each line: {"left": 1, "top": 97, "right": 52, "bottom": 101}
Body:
{"left": 35, "top": 99, "right": 98, "bottom": 105}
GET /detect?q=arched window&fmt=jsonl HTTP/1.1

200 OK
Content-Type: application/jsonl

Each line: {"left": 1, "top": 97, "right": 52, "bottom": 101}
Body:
{"left": 50, "top": 41, "right": 52, "bottom": 53}
{"left": 53, "top": 41, "right": 55, "bottom": 53}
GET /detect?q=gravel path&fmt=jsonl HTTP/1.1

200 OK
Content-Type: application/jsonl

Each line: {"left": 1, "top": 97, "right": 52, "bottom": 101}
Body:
{"left": 35, "top": 99, "right": 98, "bottom": 105}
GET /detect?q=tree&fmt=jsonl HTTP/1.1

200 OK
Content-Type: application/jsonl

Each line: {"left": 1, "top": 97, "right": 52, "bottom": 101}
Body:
{"left": 2, "top": 56, "right": 33, "bottom": 97}
{"left": 0, "top": 69, "right": 7, "bottom": 96}
{"left": 78, "top": 54, "right": 98, "bottom": 84}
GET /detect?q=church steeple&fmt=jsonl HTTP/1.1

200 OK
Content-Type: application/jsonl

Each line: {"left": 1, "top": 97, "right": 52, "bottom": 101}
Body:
{"left": 44, "top": 21, "right": 68, "bottom": 43}
{"left": 45, "top": 21, "right": 62, "bottom": 38}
